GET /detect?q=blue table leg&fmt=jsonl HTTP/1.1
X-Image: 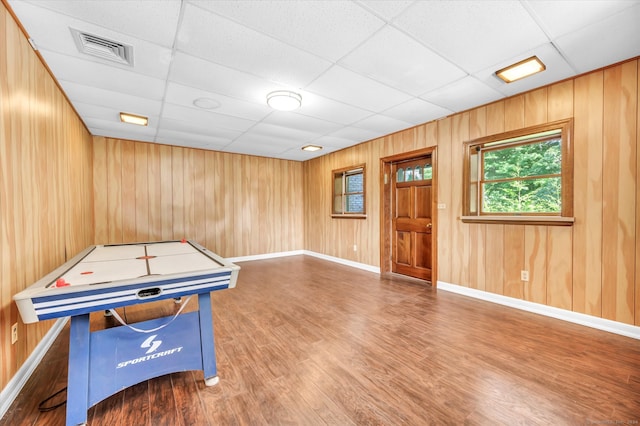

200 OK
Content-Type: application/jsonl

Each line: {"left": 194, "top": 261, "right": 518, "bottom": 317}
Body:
{"left": 198, "top": 292, "right": 219, "bottom": 386}
{"left": 67, "top": 314, "right": 90, "bottom": 426}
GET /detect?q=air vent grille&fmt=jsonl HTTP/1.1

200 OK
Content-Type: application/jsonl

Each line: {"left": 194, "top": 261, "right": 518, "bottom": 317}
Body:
{"left": 71, "top": 28, "right": 133, "bottom": 66}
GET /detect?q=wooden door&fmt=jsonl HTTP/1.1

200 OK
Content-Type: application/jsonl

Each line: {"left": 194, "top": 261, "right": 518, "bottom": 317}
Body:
{"left": 392, "top": 158, "right": 432, "bottom": 281}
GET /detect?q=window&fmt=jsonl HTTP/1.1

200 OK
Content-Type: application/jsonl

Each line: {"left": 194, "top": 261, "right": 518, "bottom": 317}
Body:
{"left": 332, "top": 165, "right": 365, "bottom": 218}
{"left": 396, "top": 162, "right": 432, "bottom": 183}
{"left": 462, "top": 119, "right": 574, "bottom": 225}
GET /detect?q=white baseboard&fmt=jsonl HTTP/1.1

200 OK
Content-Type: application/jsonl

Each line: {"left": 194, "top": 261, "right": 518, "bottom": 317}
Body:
{"left": 437, "top": 281, "right": 640, "bottom": 340}
{"left": 302, "top": 250, "right": 381, "bottom": 274}
{"left": 229, "top": 249, "right": 381, "bottom": 275}
{"left": 228, "top": 250, "right": 305, "bottom": 263}
{"left": 0, "top": 317, "right": 69, "bottom": 419}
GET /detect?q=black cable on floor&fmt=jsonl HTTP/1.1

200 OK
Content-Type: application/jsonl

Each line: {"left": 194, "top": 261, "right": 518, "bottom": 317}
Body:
{"left": 38, "top": 386, "right": 67, "bottom": 412}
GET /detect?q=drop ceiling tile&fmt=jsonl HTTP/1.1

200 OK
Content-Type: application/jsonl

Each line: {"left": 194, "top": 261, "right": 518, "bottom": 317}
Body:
{"left": 395, "top": 1, "right": 549, "bottom": 73}
{"left": 189, "top": 0, "right": 385, "bottom": 61}
{"left": 383, "top": 98, "right": 453, "bottom": 125}
{"left": 161, "top": 103, "right": 256, "bottom": 132}
{"left": 306, "top": 65, "right": 414, "bottom": 112}
{"left": 312, "top": 135, "right": 367, "bottom": 149}
{"left": 340, "top": 26, "right": 467, "bottom": 96}
{"left": 155, "top": 128, "right": 230, "bottom": 150}
{"left": 420, "top": 76, "right": 504, "bottom": 112}
{"left": 357, "top": 0, "right": 416, "bottom": 21}
{"left": 169, "top": 52, "right": 280, "bottom": 104}
{"left": 524, "top": 0, "right": 637, "bottom": 39}
{"left": 249, "top": 122, "right": 319, "bottom": 144}
{"left": 222, "top": 135, "right": 299, "bottom": 156}
{"left": 40, "top": 50, "right": 166, "bottom": 100}
{"left": 157, "top": 117, "right": 243, "bottom": 141}
{"left": 60, "top": 81, "right": 162, "bottom": 117}
{"left": 554, "top": 4, "right": 640, "bottom": 73}
{"left": 293, "top": 92, "right": 373, "bottom": 125}
{"left": 18, "top": 0, "right": 182, "bottom": 47}
{"left": 262, "top": 111, "right": 343, "bottom": 135}
{"left": 328, "top": 126, "right": 381, "bottom": 143}
{"left": 177, "top": 3, "right": 332, "bottom": 87}
{"left": 475, "top": 43, "right": 575, "bottom": 97}
{"left": 164, "top": 82, "right": 271, "bottom": 121}
{"left": 353, "top": 114, "right": 413, "bottom": 136}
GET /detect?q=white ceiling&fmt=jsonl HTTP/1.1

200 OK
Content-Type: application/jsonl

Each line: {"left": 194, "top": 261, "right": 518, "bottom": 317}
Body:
{"left": 7, "top": 0, "right": 640, "bottom": 161}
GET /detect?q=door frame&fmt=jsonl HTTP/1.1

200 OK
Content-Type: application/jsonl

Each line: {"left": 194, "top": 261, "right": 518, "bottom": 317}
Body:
{"left": 380, "top": 146, "right": 438, "bottom": 286}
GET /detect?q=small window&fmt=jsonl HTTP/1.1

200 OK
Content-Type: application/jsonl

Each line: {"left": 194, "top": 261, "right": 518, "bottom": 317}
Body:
{"left": 414, "top": 165, "right": 422, "bottom": 180}
{"left": 463, "top": 119, "right": 574, "bottom": 225}
{"left": 332, "top": 164, "right": 366, "bottom": 218}
{"left": 397, "top": 168, "right": 405, "bottom": 183}
{"left": 423, "top": 164, "right": 432, "bottom": 180}
{"left": 405, "top": 167, "right": 413, "bottom": 181}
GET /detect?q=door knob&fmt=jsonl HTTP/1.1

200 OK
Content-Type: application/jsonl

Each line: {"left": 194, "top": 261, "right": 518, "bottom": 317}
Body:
{"left": 426, "top": 223, "right": 432, "bottom": 228}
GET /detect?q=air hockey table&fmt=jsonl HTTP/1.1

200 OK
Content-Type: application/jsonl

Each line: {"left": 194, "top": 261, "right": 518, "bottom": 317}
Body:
{"left": 13, "top": 240, "right": 240, "bottom": 426}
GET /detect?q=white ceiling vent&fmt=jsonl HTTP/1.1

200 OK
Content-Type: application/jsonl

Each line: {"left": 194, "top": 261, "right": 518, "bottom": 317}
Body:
{"left": 71, "top": 28, "right": 133, "bottom": 66}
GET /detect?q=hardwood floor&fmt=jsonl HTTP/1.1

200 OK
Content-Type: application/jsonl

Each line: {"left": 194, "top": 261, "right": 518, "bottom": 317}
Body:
{"left": 2, "top": 255, "right": 640, "bottom": 425}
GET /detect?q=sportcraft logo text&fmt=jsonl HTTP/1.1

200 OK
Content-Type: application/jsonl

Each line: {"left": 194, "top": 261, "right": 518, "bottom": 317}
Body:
{"left": 116, "top": 334, "right": 183, "bottom": 369}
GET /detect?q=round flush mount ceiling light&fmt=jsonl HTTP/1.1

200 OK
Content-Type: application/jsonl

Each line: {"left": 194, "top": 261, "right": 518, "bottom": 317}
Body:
{"left": 266, "top": 90, "right": 302, "bottom": 111}
{"left": 193, "top": 97, "right": 221, "bottom": 109}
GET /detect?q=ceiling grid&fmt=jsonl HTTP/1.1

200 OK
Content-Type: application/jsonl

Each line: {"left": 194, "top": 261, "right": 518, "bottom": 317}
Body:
{"left": 7, "top": 0, "right": 640, "bottom": 161}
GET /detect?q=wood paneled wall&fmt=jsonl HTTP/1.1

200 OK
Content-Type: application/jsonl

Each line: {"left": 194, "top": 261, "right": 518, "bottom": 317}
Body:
{"left": 2, "top": 0, "right": 638, "bottom": 399}
{"left": 1, "top": 3, "right": 94, "bottom": 391}
{"left": 304, "top": 58, "right": 640, "bottom": 327}
{"left": 92, "top": 138, "right": 304, "bottom": 257}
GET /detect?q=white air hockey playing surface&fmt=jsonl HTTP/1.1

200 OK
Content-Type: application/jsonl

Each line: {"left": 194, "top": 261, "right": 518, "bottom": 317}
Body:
{"left": 14, "top": 240, "right": 239, "bottom": 324}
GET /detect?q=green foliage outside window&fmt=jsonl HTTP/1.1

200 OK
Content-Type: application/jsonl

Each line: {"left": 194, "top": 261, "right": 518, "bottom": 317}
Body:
{"left": 463, "top": 119, "right": 573, "bottom": 224}
{"left": 482, "top": 139, "right": 562, "bottom": 213}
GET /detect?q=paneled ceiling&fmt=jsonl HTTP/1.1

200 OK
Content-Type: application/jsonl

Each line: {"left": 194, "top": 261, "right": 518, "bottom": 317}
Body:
{"left": 7, "top": 0, "right": 640, "bottom": 161}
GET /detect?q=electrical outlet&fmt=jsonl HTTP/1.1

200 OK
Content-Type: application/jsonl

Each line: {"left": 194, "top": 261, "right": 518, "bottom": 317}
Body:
{"left": 521, "top": 270, "right": 529, "bottom": 282}
{"left": 353, "top": 244, "right": 357, "bottom": 252}
{"left": 11, "top": 323, "right": 18, "bottom": 344}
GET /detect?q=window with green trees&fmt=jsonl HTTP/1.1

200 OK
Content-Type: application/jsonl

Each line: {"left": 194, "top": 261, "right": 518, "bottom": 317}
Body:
{"left": 463, "top": 119, "right": 574, "bottom": 224}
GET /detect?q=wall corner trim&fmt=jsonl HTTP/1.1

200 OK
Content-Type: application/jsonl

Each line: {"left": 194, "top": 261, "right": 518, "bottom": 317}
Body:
{"left": 437, "top": 281, "right": 640, "bottom": 341}
{"left": 0, "top": 317, "right": 69, "bottom": 419}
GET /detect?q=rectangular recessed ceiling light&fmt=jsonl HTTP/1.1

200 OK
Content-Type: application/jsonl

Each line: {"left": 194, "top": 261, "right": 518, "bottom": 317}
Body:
{"left": 302, "top": 145, "right": 322, "bottom": 152}
{"left": 120, "top": 112, "right": 148, "bottom": 126}
{"left": 495, "top": 56, "right": 546, "bottom": 83}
